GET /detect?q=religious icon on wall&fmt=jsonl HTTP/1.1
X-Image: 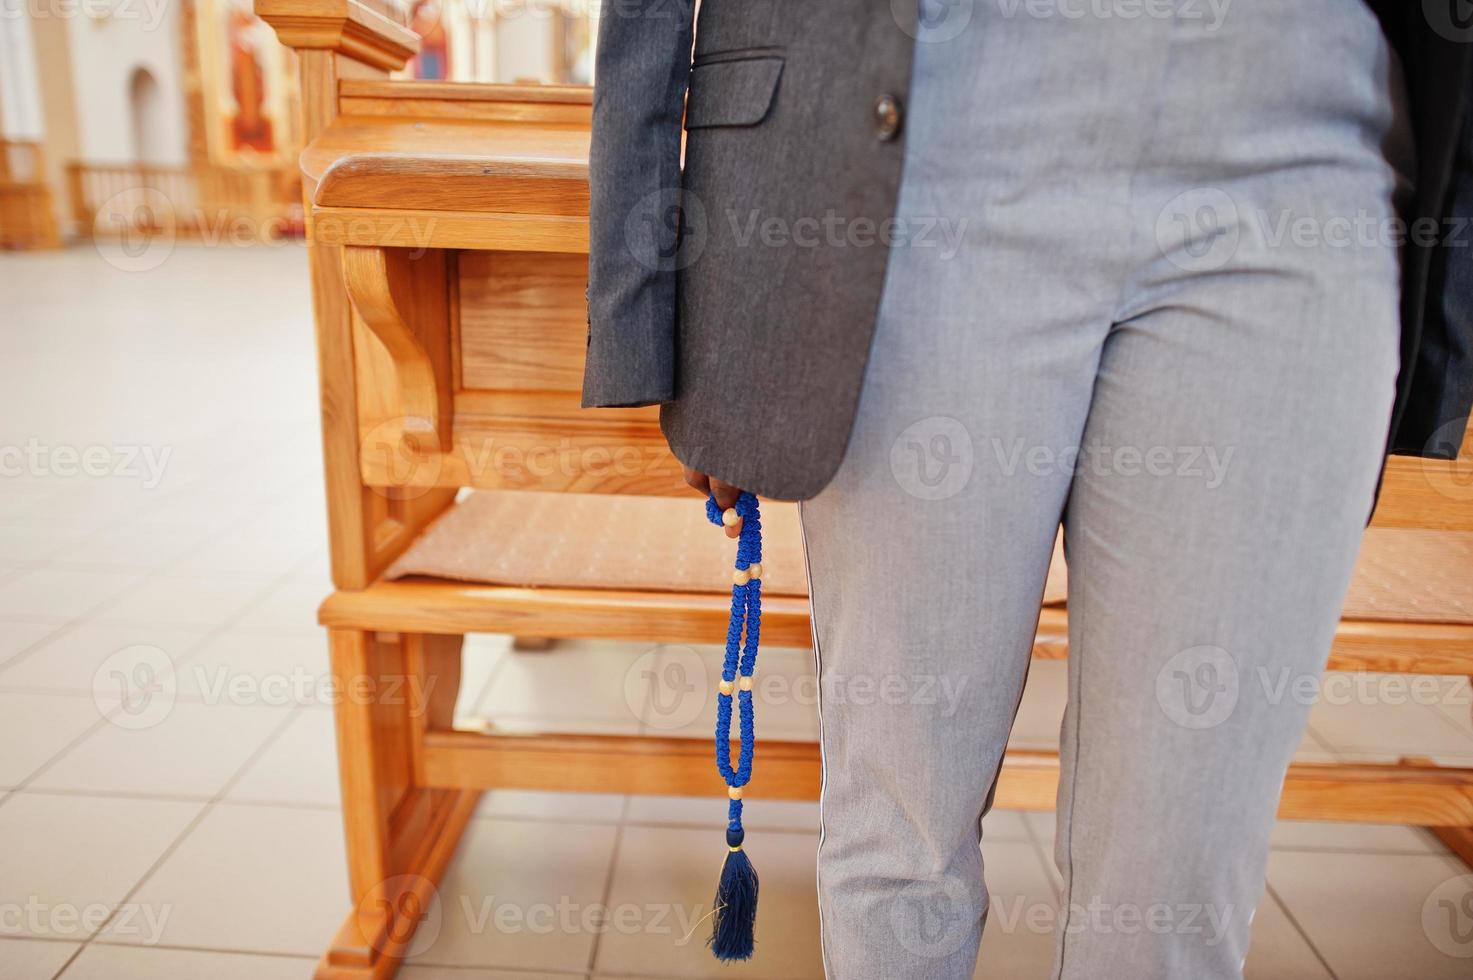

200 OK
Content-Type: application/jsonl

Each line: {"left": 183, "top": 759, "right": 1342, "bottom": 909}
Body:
{"left": 227, "top": 7, "right": 274, "bottom": 152}
{"left": 409, "top": 0, "right": 450, "bottom": 80}
{"left": 194, "top": 0, "right": 297, "bottom": 164}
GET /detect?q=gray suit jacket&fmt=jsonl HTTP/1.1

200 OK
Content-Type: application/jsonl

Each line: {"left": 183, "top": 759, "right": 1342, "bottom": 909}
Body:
{"left": 584, "top": 0, "right": 1472, "bottom": 501}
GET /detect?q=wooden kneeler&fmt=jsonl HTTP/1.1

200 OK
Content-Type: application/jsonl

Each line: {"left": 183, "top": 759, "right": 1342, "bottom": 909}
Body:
{"left": 254, "top": 3, "right": 1473, "bottom": 975}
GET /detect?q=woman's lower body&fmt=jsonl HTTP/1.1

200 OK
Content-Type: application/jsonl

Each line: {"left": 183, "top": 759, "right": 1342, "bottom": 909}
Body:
{"left": 799, "top": 1, "right": 1412, "bottom": 977}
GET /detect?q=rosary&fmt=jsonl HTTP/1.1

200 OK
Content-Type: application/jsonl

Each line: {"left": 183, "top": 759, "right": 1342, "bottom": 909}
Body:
{"left": 704, "top": 491, "right": 763, "bottom": 960}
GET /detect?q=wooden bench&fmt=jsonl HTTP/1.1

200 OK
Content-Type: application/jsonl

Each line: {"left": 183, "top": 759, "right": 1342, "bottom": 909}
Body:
{"left": 255, "top": 3, "right": 1473, "bottom": 976}
{"left": 0, "top": 140, "right": 61, "bottom": 250}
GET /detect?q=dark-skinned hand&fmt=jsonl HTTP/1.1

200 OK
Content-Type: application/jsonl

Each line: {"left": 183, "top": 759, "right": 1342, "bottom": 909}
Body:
{"left": 682, "top": 465, "right": 744, "bottom": 538}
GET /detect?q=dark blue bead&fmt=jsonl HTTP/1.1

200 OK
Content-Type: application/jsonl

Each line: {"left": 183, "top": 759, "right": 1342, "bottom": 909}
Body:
{"left": 726, "top": 826, "right": 745, "bottom": 848}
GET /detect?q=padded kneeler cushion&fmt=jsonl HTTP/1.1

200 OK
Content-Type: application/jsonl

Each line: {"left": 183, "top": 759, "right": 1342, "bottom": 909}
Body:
{"left": 386, "top": 492, "right": 1471, "bottom": 625}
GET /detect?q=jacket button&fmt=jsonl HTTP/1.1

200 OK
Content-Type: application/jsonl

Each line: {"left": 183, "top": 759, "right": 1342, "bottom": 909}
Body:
{"left": 873, "top": 94, "right": 902, "bottom": 141}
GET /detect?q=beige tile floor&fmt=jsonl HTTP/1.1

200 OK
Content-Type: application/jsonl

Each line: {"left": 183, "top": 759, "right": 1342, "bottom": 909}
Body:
{"left": 1, "top": 244, "right": 1471, "bottom": 978}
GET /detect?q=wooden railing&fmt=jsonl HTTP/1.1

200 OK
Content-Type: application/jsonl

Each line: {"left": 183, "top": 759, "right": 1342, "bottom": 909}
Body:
{"left": 66, "top": 161, "right": 305, "bottom": 243}
{"left": 0, "top": 140, "right": 61, "bottom": 250}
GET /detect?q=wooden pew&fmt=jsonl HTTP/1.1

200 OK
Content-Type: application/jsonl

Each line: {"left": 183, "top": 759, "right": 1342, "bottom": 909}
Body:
{"left": 256, "top": 3, "right": 1473, "bottom": 974}
{"left": 0, "top": 140, "right": 62, "bottom": 250}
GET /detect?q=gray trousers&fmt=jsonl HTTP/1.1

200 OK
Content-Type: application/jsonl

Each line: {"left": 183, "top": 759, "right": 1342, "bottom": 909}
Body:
{"left": 799, "top": 2, "right": 1411, "bottom": 977}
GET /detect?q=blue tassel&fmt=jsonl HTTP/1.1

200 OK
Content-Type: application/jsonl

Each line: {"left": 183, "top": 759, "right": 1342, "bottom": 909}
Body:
{"left": 710, "top": 835, "right": 759, "bottom": 960}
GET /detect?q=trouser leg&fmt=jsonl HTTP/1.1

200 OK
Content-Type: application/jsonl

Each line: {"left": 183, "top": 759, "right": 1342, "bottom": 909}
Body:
{"left": 800, "top": 348, "right": 1089, "bottom": 978}
{"left": 799, "top": 197, "right": 1113, "bottom": 977}
{"left": 1052, "top": 210, "right": 1402, "bottom": 979}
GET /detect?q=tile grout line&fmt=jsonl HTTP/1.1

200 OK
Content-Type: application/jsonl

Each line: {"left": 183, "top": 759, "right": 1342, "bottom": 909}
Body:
{"left": 1262, "top": 881, "right": 1339, "bottom": 980}
{"left": 0, "top": 572, "right": 158, "bottom": 672}
{"left": 0, "top": 712, "right": 118, "bottom": 814}
{"left": 465, "top": 643, "right": 514, "bottom": 719}
{"left": 0, "top": 626, "right": 217, "bottom": 696}
{"left": 12, "top": 536, "right": 324, "bottom": 975}
{"left": 30, "top": 526, "right": 376, "bottom": 974}
{"left": 0, "top": 557, "right": 307, "bottom": 810}
{"left": 1423, "top": 696, "right": 1473, "bottom": 750}
{"left": 584, "top": 795, "right": 634, "bottom": 975}
{"left": 71, "top": 939, "right": 319, "bottom": 961}
{"left": 4, "top": 502, "right": 318, "bottom": 699}
{"left": 76, "top": 936, "right": 593, "bottom": 976}
{"left": 0, "top": 619, "right": 73, "bottom": 673}
{"left": 69, "top": 478, "right": 320, "bottom": 631}
{"left": 0, "top": 473, "right": 267, "bottom": 633}
{"left": 11, "top": 783, "right": 339, "bottom": 811}
{"left": 49, "top": 702, "right": 311, "bottom": 979}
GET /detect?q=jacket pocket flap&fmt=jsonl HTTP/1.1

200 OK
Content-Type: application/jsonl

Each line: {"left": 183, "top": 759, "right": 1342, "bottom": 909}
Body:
{"left": 685, "top": 57, "right": 785, "bottom": 130}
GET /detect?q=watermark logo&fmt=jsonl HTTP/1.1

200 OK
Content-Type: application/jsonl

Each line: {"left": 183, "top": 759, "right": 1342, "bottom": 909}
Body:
{"left": 822, "top": 672, "right": 969, "bottom": 716}
{"left": 1424, "top": 0, "right": 1473, "bottom": 43}
{"left": 456, "top": 894, "right": 706, "bottom": 940}
{"left": 0, "top": 897, "right": 170, "bottom": 943}
{"left": 357, "top": 422, "right": 679, "bottom": 498}
{"left": 1154, "top": 191, "right": 1469, "bottom": 272}
{"left": 93, "top": 644, "right": 176, "bottom": 730}
{"left": 890, "top": 416, "right": 974, "bottom": 500}
{"left": 627, "top": 646, "right": 707, "bottom": 730}
{"left": 0, "top": 439, "right": 171, "bottom": 487}
{"left": 625, "top": 187, "right": 707, "bottom": 273}
{"left": 2, "top": 0, "right": 172, "bottom": 31}
{"left": 362, "top": 875, "right": 443, "bottom": 958}
{"left": 360, "top": 417, "right": 444, "bottom": 500}
{"left": 988, "top": 437, "right": 1235, "bottom": 488}
{"left": 889, "top": 875, "right": 975, "bottom": 958}
{"left": 1403, "top": 418, "right": 1473, "bottom": 508}
{"left": 1155, "top": 187, "right": 1241, "bottom": 273}
{"left": 725, "top": 209, "right": 968, "bottom": 258}
{"left": 92, "top": 187, "right": 176, "bottom": 273}
{"left": 1422, "top": 874, "right": 1473, "bottom": 958}
{"left": 898, "top": 0, "right": 974, "bottom": 42}
{"left": 1052, "top": 896, "right": 1237, "bottom": 945}
{"left": 994, "top": 0, "right": 1231, "bottom": 29}
{"left": 1155, "top": 645, "right": 1238, "bottom": 729}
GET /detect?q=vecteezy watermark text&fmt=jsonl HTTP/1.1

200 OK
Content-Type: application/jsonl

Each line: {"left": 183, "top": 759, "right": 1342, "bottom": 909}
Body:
{"left": 0, "top": 439, "right": 171, "bottom": 488}
{"left": 726, "top": 209, "right": 969, "bottom": 260}
{"left": 0, "top": 897, "right": 171, "bottom": 944}
{"left": 2, "top": 0, "right": 170, "bottom": 31}
{"left": 990, "top": 437, "right": 1235, "bottom": 489}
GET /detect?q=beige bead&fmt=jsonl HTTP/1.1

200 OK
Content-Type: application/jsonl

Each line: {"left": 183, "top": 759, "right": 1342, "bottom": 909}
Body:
{"left": 728, "top": 786, "right": 744, "bottom": 800}
{"left": 718, "top": 679, "right": 734, "bottom": 696}
{"left": 733, "top": 568, "right": 750, "bottom": 586}
{"left": 721, "top": 508, "right": 740, "bottom": 527}
{"left": 739, "top": 675, "right": 753, "bottom": 692}
{"left": 746, "top": 562, "right": 763, "bottom": 580}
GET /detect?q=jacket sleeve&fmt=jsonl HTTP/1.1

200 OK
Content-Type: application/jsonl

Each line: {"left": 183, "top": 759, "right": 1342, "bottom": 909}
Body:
{"left": 581, "top": 0, "right": 696, "bottom": 408}
{"left": 1390, "top": 39, "right": 1473, "bottom": 459}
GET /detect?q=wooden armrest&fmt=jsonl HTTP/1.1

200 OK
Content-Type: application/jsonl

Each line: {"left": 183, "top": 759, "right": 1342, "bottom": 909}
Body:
{"left": 299, "top": 92, "right": 592, "bottom": 250}
{"left": 304, "top": 116, "right": 590, "bottom": 216}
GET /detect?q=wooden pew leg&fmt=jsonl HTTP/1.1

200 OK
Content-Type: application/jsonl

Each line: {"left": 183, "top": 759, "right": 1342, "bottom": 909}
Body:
{"left": 318, "top": 628, "right": 478, "bottom": 980}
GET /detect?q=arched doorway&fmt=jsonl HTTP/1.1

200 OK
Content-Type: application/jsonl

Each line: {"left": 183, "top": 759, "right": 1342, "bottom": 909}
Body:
{"left": 128, "top": 66, "right": 166, "bottom": 164}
